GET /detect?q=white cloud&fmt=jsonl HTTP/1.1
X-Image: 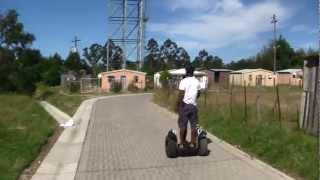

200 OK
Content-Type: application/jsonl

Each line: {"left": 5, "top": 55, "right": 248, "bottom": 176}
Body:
{"left": 169, "top": 0, "right": 214, "bottom": 11}
{"left": 290, "top": 24, "right": 317, "bottom": 34}
{"left": 290, "top": 24, "right": 308, "bottom": 32}
{"left": 152, "top": 0, "right": 292, "bottom": 51}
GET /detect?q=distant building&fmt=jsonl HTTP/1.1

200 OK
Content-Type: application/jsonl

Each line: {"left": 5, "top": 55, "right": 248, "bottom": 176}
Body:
{"left": 154, "top": 68, "right": 207, "bottom": 89}
{"left": 205, "top": 69, "right": 232, "bottom": 86}
{"left": 99, "top": 69, "right": 146, "bottom": 92}
{"left": 277, "top": 69, "right": 303, "bottom": 86}
{"left": 60, "top": 71, "right": 77, "bottom": 86}
{"left": 229, "top": 69, "right": 275, "bottom": 87}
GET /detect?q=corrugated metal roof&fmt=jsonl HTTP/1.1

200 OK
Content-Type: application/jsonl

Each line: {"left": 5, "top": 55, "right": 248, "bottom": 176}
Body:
{"left": 209, "top": 69, "right": 232, "bottom": 72}
{"left": 231, "top": 68, "right": 273, "bottom": 74}
{"left": 277, "top": 69, "right": 302, "bottom": 74}
{"left": 168, "top": 68, "right": 206, "bottom": 75}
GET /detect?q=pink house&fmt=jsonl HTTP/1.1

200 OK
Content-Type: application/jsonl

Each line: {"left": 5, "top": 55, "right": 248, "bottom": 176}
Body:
{"left": 277, "top": 69, "right": 303, "bottom": 86}
{"left": 99, "top": 69, "right": 146, "bottom": 92}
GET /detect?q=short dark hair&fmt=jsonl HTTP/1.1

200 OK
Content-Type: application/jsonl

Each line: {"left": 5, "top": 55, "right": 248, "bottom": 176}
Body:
{"left": 185, "top": 64, "right": 195, "bottom": 76}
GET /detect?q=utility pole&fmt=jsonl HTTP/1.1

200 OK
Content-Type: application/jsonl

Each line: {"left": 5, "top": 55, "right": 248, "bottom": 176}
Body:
{"left": 138, "top": 0, "right": 145, "bottom": 70}
{"left": 271, "top": 14, "right": 278, "bottom": 75}
{"left": 271, "top": 14, "right": 278, "bottom": 119}
{"left": 72, "top": 36, "right": 81, "bottom": 53}
{"left": 122, "top": 0, "right": 128, "bottom": 69}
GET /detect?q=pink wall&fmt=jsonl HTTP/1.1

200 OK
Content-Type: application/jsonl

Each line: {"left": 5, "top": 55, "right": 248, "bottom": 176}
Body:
{"left": 278, "top": 74, "right": 302, "bottom": 86}
{"left": 100, "top": 69, "right": 146, "bottom": 92}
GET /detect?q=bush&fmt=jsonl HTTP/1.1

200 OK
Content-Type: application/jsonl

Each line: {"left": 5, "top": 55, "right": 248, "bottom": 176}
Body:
{"left": 34, "top": 83, "right": 54, "bottom": 100}
{"left": 111, "top": 81, "right": 122, "bottom": 93}
{"left": 128, "top": 82, "right": 139, "bottom": 92}
{"left": 160, "top": 70, "right": 171, "bottom": 88}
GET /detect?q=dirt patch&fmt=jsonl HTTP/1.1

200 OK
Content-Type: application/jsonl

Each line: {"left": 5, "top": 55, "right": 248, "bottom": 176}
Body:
{"left": 18, "top": 126, "right": 64, "bottom": 180}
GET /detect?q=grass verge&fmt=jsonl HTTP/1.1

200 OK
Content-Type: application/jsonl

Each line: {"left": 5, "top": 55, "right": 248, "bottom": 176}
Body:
{"left": 35, "top": 85, "right": 85, "bottom": 116}
{"left": 0, "top": 94, "right": 56, "bottom": 180}
{"left": 153, "top": 88, "right": 317, "bottom": 180}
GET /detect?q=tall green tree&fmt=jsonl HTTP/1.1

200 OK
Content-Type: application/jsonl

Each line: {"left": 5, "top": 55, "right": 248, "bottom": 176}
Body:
{"left": 0, "top": 9, "right": 39, "bottom": 94}
{"left": 193, "top": 49, "right": 223, "bottom": 69}
{"left": 160, "top": 39, "right": 178, "bottom": 69}
{"left": 40, "top": 53, "right": 63, "bottom": 86}
{"left": 143, "top": 38, "right": 161, "bottom": 74}
{"left": 83, "top": 43, "right": 104, "bottom": 76}
{"left": 0, "top": 9, "right": 35, "bottom": 50}
{"left": 64, "top": 52, "right": 83, "bottom": 73}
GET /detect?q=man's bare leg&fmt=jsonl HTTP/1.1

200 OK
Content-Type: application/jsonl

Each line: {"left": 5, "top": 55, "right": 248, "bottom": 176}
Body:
{"left": 179, "top": 128, "right": 187, "bottom": 145}
{"left": 190, "top": 128, "right": 197, "bottom": 147}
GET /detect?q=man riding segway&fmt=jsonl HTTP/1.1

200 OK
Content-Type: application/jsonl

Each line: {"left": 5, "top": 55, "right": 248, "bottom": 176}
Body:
{"left": 175, "top": 64, "right": 201, "bottom": 149}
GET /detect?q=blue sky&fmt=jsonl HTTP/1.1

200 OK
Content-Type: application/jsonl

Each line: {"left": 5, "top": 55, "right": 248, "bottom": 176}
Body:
{"left": 1, "top": 0, "right": 318, "bottom": 62}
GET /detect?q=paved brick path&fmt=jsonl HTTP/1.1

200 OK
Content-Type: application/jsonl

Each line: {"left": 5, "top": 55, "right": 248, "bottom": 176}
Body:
{"left": 75, "top": 94, "right": 293, "bottom": 180}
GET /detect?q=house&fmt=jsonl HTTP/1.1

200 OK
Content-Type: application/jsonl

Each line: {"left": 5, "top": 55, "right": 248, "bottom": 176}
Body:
{"left": 99, "top": 69, "right": 146, "bottom": 92}
{"left": 154, "top": 68, "right": 208, "bottom": 89}
{"left": 205, "top": 69, "right": 232, "bottom": 86}
{"left": 229, "top": 69, "right": 275, "bottom": 87}
{"left": 277, "top": 69, "right": 303, "bottom": 86}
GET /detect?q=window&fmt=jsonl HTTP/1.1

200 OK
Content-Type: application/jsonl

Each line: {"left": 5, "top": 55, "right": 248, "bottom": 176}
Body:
{"left": 134, "top": 75, "right": 139, "bottom": 83}
{"left": 249, "top": 74, "right": 252, "bottom": 81}
{"left": 108, "top": 76, "right": 115, "bottom": 82}
{"left": 292, "top": 74, "right": 296, "bottom": 78}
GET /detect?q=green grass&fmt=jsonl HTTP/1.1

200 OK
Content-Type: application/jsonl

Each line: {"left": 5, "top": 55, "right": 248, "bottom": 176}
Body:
{"left": 153, "top": 88, "right": 318, "bottom": 180}
{"left": 35, "top": 85, "right": 85, "bottom": 116}
{"left": 0, "top": 94, "right": 56, "bottom": 180}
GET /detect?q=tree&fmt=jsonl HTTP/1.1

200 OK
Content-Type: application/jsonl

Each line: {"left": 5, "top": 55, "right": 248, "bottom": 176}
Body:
{"left": 291, "top": 48, "right": 306, "bottom": 68}
{"left": 143, "top": 38, "right": 161, "bottom": 74}
{"left": 0, "top": 9, "right": 35, "bottom": 50}
{"left": 40, "top": 53, "right": 63, "bottom": 86}
{"left": 193, "top": 49, "right": 208, "bottom": 68}
{"left": 111, "top": 45, "right": 123, "bottom": 70}
{"left": 160, "top": 39, "right": 179, "bottom": 69}
{"left": 176, "top": 47, "right": 190, "bottom": 67}
{"left": 64, "top": 52, "right": 83, "bottom": 73}
{"left": 83, "top": 43, "right": 104, "bottom": 76}
{"left": 276, "top": 35, "right": 295, "bottom": 70}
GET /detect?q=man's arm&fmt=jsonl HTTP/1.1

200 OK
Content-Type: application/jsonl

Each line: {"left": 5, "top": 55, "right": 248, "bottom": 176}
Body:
{"left": 175, "top": 90, "right": 184, "bottom": 113}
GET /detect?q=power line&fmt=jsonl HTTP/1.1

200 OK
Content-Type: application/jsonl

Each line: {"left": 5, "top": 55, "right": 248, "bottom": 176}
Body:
{"left": 72, "top": 36, "right": 81, "bottom": 53}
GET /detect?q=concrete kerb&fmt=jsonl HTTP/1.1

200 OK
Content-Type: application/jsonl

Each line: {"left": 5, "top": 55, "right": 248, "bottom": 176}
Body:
{"left": 32, "top": 93, "right": 152, "bottom": 180}
{"left": 152, "top": 102, "right": 295, "bottom": 180}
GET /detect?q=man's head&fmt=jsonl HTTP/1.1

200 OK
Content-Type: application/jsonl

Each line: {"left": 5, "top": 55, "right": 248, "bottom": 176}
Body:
{"left": 185, "top": 64, "right": 195, "bottom": 77}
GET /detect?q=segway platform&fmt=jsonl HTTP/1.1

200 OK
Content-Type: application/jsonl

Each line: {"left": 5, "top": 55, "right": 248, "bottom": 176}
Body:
{"left": 165, "top": 128, "right": 208, "bottom": 158}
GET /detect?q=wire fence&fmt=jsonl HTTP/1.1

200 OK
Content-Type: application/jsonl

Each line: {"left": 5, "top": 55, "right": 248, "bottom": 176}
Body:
{"left": 197, "top": 84, "right": 303, "bottom": 132}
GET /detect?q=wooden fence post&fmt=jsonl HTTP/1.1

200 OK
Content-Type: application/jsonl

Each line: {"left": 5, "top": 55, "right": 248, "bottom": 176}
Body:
{"left": 229, "top": 78, "right": 234, "bottom": 118}
{"left": 244, "top": 80, "right": 248, "bottom": 123}
{"left": 276, "top": 85, "right": 282, "bottom": 128}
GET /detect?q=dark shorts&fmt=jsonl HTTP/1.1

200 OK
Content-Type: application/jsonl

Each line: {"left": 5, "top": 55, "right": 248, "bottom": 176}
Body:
{"left": 178, "top": 102, "right": 198, "bottom": 129}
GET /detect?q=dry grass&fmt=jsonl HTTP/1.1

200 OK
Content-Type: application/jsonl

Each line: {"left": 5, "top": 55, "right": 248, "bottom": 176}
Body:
{"left": 153, "top": 86, "right": 317, "bottom": 180}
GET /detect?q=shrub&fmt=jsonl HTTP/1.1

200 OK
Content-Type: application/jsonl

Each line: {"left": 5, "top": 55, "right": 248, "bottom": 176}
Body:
{"left": 111, "top": 81, "right": 122, "bottom": 93}
{"left": 160, "top": 70, "right": 171, "bottom": 88}
{"left": 128, "top": 81, "right": 139, "bottom": 92}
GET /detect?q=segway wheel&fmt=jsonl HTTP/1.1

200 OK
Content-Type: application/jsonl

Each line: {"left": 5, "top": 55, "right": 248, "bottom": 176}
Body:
{"left": 198, "top": 138, "right": 208, "bottom": 156}
{"left": 165, "top": 136, "right": 178, "bottom": 158}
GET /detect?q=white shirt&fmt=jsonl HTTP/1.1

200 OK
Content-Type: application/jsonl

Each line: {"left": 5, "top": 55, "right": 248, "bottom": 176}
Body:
{"left": 178, "top": 76, "right": 201, "bottom": 106}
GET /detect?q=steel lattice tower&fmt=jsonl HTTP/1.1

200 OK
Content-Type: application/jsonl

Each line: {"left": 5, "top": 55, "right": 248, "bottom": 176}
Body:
{"left": 108, "top": 0, "right": 147, "bottom": 70}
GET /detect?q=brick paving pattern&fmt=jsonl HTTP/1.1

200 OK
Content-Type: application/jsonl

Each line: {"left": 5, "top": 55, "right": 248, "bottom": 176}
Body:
{"left": 75, "top": 95, "right": 291, "bottom": 180}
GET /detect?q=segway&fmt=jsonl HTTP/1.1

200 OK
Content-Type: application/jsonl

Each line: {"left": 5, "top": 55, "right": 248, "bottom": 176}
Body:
{"left": 165, "top": 127, "right": 208, "bottom": 158}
